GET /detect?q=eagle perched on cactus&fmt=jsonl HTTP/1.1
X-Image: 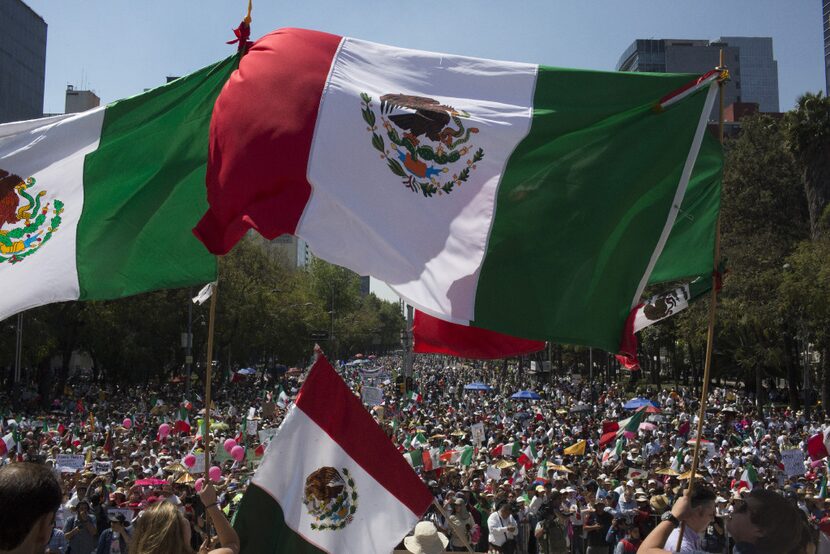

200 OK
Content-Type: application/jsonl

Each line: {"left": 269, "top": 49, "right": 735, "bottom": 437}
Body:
{"left": 379, "top": 94, "right": 461, "bottom": 145}
{"left": 0, "top": 169, "right": 23, "bottom": 231}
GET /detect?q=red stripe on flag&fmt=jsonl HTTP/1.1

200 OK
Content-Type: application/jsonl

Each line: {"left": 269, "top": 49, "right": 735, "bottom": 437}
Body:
{"left": 413, "top": 310, "right": 545, "bottom": 359}
{"left": 194, "top": 28, "right": 343, "bottom": 254}
{"left": 295, "top": 354, "right": 433, "bottom": 516}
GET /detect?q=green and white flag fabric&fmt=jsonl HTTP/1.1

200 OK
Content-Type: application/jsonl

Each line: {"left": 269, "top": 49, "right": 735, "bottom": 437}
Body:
{"left": 194, "top": 28, "right": 723, "bottom": 353}
{"left": 0, "top": 55, "right": 238, "bottom": 321}
{"left": 410, "top": 432, "right": 429, "bottom": 450}
{"left": 233, "top": 354, "right": 432, "bottom": 553}
{"left": 404, "top": 449, "right": 424, "bottom": 468}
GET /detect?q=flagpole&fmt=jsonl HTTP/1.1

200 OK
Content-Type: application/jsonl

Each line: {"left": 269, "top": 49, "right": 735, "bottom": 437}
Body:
{"left": 203, "top": 283, "right": 218, "bottom": 482}
{"left": 675, "top": 50, "right": 728, "bottom": 552}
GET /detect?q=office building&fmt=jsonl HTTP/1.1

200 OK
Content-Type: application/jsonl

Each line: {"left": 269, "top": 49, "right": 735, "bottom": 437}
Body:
{"left": 824, "top": 0, "right": 830, "bottom": 94}
{"left": 719, "top": 37, "right": 779, "bottom": 112}
{"left": 65, "top": 85, "right": 100, "bottom": 114}
{"left": 617, "top": 37, "right": 780, "bottom": 118}
{"left": 0, "top": 0, "right": 47, "bottom": 123}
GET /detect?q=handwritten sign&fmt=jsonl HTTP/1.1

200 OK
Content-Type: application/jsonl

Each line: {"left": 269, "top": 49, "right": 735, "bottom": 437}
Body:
{"left": 361, "top": 386, "right": 383, "bottom": 406}
{"left": 782, "top": 449, "right": 805, "bottom": 477}
{"left": 188, "top": 453, "right": 205, "bottom": 474}
{"left": 55, "top": 454, "right": 85, "bottom": 473}
{"left": 93, "top": 461, "right": 112, "bottom": 475}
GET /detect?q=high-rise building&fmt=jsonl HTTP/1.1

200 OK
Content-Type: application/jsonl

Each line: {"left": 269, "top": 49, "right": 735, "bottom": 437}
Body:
{"left": 0, "top": 0, "right": 47, "bottom": 123}
{"left": 65, "top": 85, "right": 100, "bottom": 114}
{"left": 718, "top": 37, "right": 779, "bottom": 112}
{"left": 617, "top": 37, "right": 780, "bottom": 118}
{"left": 824, "top": 0, "right": 830, "bottom": 94}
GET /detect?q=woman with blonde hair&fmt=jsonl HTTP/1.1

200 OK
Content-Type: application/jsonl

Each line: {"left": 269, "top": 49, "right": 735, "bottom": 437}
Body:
{"left": 131, "top": 483, "right": 239, "bottom": 554}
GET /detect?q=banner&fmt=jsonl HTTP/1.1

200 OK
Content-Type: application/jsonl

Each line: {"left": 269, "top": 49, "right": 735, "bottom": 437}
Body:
{"left": 246, "top": 419, "right": 258, "bottom": 436}
{"left": 471, "top": 422, "right": 485, "bottom": 446}
{"left": 93, "top": 461, "right": 112, "bottom": 475}
{"left": 55, "top": 454, "right": 85, "bottom": 473}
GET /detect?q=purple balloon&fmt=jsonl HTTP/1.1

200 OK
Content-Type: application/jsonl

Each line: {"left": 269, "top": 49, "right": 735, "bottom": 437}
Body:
{"left": 195, "top": 478, "right": 205, "bottom": 492}
{"left": 223, "top": 438, "right": 237, "bottom": 454}
{"left": 208, "top": 466, "right": 222, "bottom": 482}
{"left": 231, "top": 445, "right": 245, "bottom": 462}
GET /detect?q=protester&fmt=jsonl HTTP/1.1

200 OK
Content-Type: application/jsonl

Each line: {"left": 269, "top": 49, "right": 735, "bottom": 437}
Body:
{"left": 96, "top": 512, "right": 131, "bottom": 554}
{"left": 404, "top": 521, "right": 450, "bottom": 554}
{"left": 488, "top": 499, "right": 518, "bottom": 553}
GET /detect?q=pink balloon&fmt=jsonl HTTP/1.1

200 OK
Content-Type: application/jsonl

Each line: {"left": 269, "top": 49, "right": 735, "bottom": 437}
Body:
{"left": 194, "top": 478, "right": 205, "bottom": 492}
{"left": 158, "top": 423, "right": 171, "bottom": 438}
{"left": 208, "top": 466, "right": 222, "bottom": 482}
{"left": 183, "top": 454, "right": 196, "bottom": 468}
{"left": 223, "top": 438, "right": 237, "bottom": 454}
{"left": 231, "top": 445, "right": 245, "bottom": 462}
{"left": 122, "top": 418, "right": 132, "bottom": 429}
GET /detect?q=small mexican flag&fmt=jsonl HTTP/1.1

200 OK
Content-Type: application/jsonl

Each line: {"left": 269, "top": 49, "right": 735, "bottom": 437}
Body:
{"left": 232, "top": 353, "right": 432, "bottom": 553}
{"left": 439, "top": 445, "right": 474, "bottom": 467}
{"left": 517, "top": 441, "right": 538, "bottom": 468}
{"left": 501, "top": 441, "right": 523, "bottom": 458}
{"left": 736, "top": 463, "right": 758, "bottom": 491}
{"left": 406, "top": 391, "right": 422, "bottom": 403}
{"left": 175, "top": 407, "right": 191, "bottom": 434}
{"left": 276, "top": 386, "right": 290, "bottom": 409}
{"left": 0, "top": 433, "right": 16, "bottom": 457}
{"left": 404, "top": 449, "right": 424, "bottom": 468}
{"left": 535, "top": 461, "right": 549, "bottom": 483}
{"left": 410, "top": 433, "right": 429, "bottom": 450}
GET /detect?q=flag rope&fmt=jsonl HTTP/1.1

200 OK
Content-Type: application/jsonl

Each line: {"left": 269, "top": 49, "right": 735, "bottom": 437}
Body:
{"left": 675, "top": 50, "right": 728, "bottom": 552}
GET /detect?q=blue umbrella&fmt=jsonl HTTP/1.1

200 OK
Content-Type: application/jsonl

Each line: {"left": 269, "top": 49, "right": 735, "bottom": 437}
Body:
{"left": 511, "top": 390, "right": 541, "bottom": 400}
{"left": 623, "top": 397, "right": 657, "bottom": 410}
{"left": 464, "top": 382, "right": 492, "bottom": 391}
{"left": 237, "top": 368, "right": 256, "bottom": 375}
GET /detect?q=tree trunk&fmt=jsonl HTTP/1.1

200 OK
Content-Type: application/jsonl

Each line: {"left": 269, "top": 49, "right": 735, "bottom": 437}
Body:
{"left": 755, "top": 365, "right": 764, "bottom": 409}
{"left": 783, "top": 332, "right": 801, "bottom": 409}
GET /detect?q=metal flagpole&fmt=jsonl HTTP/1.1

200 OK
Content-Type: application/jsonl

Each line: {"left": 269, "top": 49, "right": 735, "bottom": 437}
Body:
{"left": 203, "top": 283, "right": 218, "bottom": 482}
{"left": 675, "top": 50, "right": 728, "bottom": 552}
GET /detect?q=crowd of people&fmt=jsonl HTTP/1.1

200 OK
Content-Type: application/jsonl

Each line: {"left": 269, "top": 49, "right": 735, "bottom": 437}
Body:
{"left": 0, "top": 353, "right": 825, "bottom": 553}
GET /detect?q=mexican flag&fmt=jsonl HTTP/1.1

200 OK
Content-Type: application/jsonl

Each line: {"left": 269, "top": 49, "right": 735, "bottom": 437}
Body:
{"left": 232, "top": 354, "right": 431, "bottom": 553}
{"left": 535, "top": 461, "right": 549, "bottom": 483}
{"left": 276, "top": 386, "right": 290, "bottom": 409}
{"left": 406, "top": 391, "right": 422, "bottom": 403}
{"left": 736, "top": 463, "right": 758, "bottom": 491}
{"left": 410, "top": 433, "right": 429, "bottom": 450}
{"left": 174, "top": 408, "right": 191, "bottom": 434}
{"left": 440, "top": 445, "right": 474, "bottom": 467}
{"left": 517, "top": 442, "right": 539, "bottom": 468}
{"left": 404, "top": 449, "right": 425, "bottom": 468}
{"left": 0, "top": 54, "right": 238, "bottom": 321}
{"left": 194, "top": 28, "right": 722, "bottom": 353}
{"left": 0, "top": 433, "right": 15, "bottom": 457}
{"left": 495, "top": 442, "right": 522, "bottom": 458}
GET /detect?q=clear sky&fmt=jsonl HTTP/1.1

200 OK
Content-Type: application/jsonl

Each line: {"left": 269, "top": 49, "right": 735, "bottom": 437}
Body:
{"left": 26, "top": 0, "right": 826, "bottom": 116}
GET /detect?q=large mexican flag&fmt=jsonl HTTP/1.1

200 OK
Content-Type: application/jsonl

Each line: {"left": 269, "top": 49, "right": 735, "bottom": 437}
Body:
{"left": 0, "top": 55, "right": 238, "bottom": 322}
{"left": 232, "top": 353, "right": 432, "bottom": 553}
{"left": 194, "top": 28, "right": 722, "bottom": 352}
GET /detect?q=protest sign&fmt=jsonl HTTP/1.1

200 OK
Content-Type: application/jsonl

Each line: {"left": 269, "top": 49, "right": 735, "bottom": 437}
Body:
{"left": 782, "top": 449, "right": 805, "bottom": 477}
{"left": 93, "top": 461, "right": 112, "bottom": 475}
{"left": 361, "top": 386, "right": 383, "bottom": 406}
{"left": 188, "top": 452, "right": 205, "bottom": 474}
{"left": 471, "top": 422, "right": 485, "bottom": 445}
{"left": 55, "top": 454, "right": 85, "bottom": 473}
{"left": 246, "top": 418, "right": 258, "bottom": 436}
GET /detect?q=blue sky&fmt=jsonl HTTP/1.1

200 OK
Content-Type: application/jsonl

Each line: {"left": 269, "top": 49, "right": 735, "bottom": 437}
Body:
{"left": 26, "top": 0, "right": 827, "bottom": 115}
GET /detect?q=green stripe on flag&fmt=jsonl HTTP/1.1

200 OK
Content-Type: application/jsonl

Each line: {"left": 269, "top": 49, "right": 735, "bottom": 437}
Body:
{"left": 473, "top": 68, "right": 719, "bottom": 351}
{"left": 77, "top": 55, "right": 239, "bottom": 299}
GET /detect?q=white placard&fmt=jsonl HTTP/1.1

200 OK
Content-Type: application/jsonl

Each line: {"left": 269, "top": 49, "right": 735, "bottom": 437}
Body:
{"left": 782, "top": 449, "right": 805, "bottom": 477}
{"left": 188, "top": 453, "right": 205, "bottom": 474}
{"left": 246, "top": 419, "right": 258, "bottom": 436}
{"left": 471, "top": 422, "right": 485, "bottom": 446}
{"left": 361, "top": 386, "right": 383, "bottom": 406}
{"left": 55, "top": 454, "right": 85, "bottom": 473}
{"left": 93, "top": 461, "right": 112, "bottom": 475}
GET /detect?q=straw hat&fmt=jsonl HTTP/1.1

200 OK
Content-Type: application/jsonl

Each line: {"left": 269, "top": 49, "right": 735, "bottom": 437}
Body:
{"left": 404, "top": 521, "right": 449, "bottom": 554}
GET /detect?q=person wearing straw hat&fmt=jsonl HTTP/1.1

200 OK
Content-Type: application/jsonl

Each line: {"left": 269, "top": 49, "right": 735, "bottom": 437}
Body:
{"left": 404, "top": 521, "right": 449, "bottom": 554}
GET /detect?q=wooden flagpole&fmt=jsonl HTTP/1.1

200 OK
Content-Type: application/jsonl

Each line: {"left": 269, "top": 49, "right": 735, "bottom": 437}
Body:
{"left": 675, "top": 49, "right": 727, "bottom": 551}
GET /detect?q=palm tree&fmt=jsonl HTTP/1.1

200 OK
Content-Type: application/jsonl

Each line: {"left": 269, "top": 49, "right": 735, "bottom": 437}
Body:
{"left": 785, "top": 92, "right": 830, "bottom": 239}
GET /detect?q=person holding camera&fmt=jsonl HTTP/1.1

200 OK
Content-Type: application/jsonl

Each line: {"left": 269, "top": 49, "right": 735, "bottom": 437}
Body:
{"left": 488, "top": 500, "right": 518, "bottom": 553}
{"left": 96, "top": 512, "right": 131, "bottom": 554}
{"left": 534, "top": 500, "right": 568, "bottom": 554}
{"left": 64, "top": 500, "right": 99, "bottom": 554}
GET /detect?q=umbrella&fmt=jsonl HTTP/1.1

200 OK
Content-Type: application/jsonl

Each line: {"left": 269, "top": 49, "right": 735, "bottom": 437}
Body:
{"left": 639, "top": 422, "right": 657, "bottom": 431}
{"left": 163, "top": 463, "right": 187, "bottom": 473}
{"left": 655, "top": 468, "right": 681, "bottom": 476}
{"left": 134, "top": 478, "right": 167, "bottom": 487}
{"left": 624, "top": 397, "right": 657, "bottom": 410}
{"left": 678, "top": 471, "right": 706, "bottom": 480}
{"left": 511, "top": 390, "right": 541, "bottom": 400}
{"left": 237, "top": 368, "right": 256, "bottom": 375}
{"left": 641, "top": 405, "right": 661, "bottom": 414}
{"left": 495, "top": 459, "right": 515, "bottom": 469}
{"left": 464, "top": 382, "right": 492, "bottom": 391}
{"left": 686, "top": 438, "right": 713, "bottom": 445}
{"left": 546, "top": 463, "right": 573, "bottom": 473}
{"left": 354, "top": 353, "right": 364, "bottom": 359}
{"left": 175, "top": 473, "right": 195, "bottom": 484}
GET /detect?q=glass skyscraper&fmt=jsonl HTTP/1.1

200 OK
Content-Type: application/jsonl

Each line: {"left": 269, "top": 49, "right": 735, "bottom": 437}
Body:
{"left": 0, "top": 0, "right": 47, "bottom": 124}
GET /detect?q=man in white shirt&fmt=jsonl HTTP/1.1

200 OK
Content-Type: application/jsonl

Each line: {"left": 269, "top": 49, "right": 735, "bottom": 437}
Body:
{"left": 664, "top": 486, "right": 716, "bottom": 552}
{"left": 488, "top": 500, "right": 518, "bottom": 551}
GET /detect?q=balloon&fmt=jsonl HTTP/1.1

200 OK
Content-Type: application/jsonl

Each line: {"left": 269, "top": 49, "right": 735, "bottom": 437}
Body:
{"left": 231, "top": 445, "right": 245, "bottom": 462}
{"left": 223, "top": 438, "right": 237, "bottom": 454}
{"left": 194, "top": 478, "right": 205, "bottom": 492}
{"left": 208, "top": 466, "right": 222, "bottom": 482}
{"left": 122, "top": 418, "right": 132, "bottom": 429}
{"left": 158, "top": 423, "right": 171, "bottom": 438}
{"left": 183, "top": 454, "right": 196, "bottom": 468}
